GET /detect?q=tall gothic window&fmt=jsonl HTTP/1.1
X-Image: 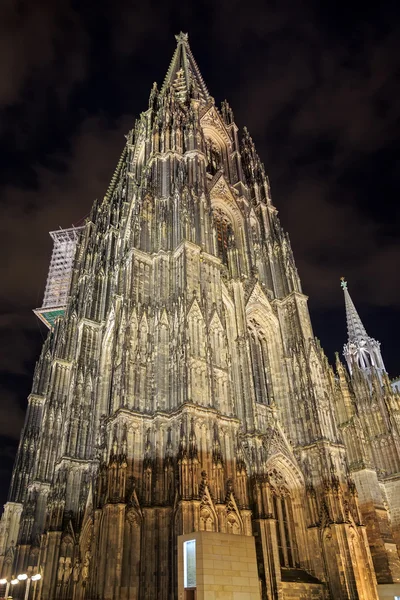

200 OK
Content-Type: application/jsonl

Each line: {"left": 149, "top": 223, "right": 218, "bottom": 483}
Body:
{"left": 213, "top": 209, "right": 234, "bottom": 267}
{"left": 269, "top": 470, "right": 298, "bottom": 568}
{"left": 248, "top": 325, "right": 271, "bottom": 405}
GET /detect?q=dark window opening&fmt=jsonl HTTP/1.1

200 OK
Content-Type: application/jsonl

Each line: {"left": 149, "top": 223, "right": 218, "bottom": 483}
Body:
{"left": 214, "top": 211, "right": 234, "bottom": 267}
{"left": 249, "top": 329, "right": 271, "bottom": 405}
{"left": 272, "top": 489, "right": 297, "bottom": 568}
{"left": 206, "top": 140, "right": 222, "bottom": 176}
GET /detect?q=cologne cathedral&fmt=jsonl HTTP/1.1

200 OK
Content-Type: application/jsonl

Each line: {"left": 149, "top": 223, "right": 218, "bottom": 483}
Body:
{"left": 1, "top": 32, "right": 400, "bottom": 600}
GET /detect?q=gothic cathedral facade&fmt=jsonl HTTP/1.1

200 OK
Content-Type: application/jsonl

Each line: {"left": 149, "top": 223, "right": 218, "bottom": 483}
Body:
{"left": 1, "top": 33, "right": 400, "bottom": 600}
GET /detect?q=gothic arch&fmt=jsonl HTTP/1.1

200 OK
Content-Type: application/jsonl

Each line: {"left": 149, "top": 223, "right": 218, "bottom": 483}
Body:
{"left": 266, "top": 452, "right": 304, "bottom": 491}
{"left": 249, "top": 212, "right": 261, "bottom": 244}
{"left": 246, "top": 283, "right": 280, "bottom": 331}
{"left": 201, "top": 120, "right": 231, "bottom": 176}
{"left": 246, "top": 285, "right": 287, "bottom": 411}
{"left": 2, "top": 545, "right": 15, "bottom": 579}
{"left": 209, "top": 310, "right": 230, "bottom": 414}
{"left": 266, "top": 454, "right": 309, "bottom": 570}
{"left": 138, "top": 312, "right": 149, "bottom": 358}
{"left": 155, "top": 310, "right": 170, "bottom": 409}
{"left": 124, "top": 310, "right": 138, "bottom": 405}
{"left": 199, "top": 487, "right": 219, "bottom": 533}
{"left": 135, "top": 312, "right": 149, "bottom": 411}
{"left": 210, "top": 185, "right": 244, "bottom": 234}
{"left": 121, "top": 505, "right": 142, "bottom": 592}
{"left": 209, "top": 311, "right": 226, "bottom": 360}
{"left": 187, "top": 299, "right": 206, "bottom": 359}
{"left": 56, "top": 529, "right": 76, "bottom": 599}
{"left": 209, "top": 175, "right": 247, "bottom": 274}
{"left": 224, "top": 492, "right": 244, "bottom": 536}
{"left": 202, "top": 125, "right": 230, "bottom": 151}
{"left": 98, "top": 315, "right": 115, "bottom": 418}
{"left": 204, "top": 136, "right": 224, "bottom": 176}
{"left": 222, "top": 285, "right": 240, "bottom": 418}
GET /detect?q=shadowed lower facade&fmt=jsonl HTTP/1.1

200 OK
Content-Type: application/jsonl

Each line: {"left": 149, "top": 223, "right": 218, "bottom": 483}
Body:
{"left": 0, "top": 32, "right": 400, "bottom": 600}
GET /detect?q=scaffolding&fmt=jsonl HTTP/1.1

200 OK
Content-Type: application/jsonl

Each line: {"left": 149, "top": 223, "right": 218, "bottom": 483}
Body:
{"left": 34, "top": 226, "right": 84, "bottom": 329}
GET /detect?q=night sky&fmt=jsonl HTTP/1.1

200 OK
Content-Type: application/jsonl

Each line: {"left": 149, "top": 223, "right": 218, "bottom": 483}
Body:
{"left": 1, "top": 0, "right": 400, "bottom": 507}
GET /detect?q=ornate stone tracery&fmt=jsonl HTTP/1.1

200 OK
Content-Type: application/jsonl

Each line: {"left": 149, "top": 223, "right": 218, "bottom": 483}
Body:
{"left": 0, "top": 32, "right": 398, "bottom": 600}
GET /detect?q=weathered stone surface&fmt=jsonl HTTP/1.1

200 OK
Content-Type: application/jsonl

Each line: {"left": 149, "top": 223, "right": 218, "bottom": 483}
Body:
{"left": 178, "top": 531, "right": 261, "bottom": 600}
{"left": 0, "top": 32, "right": 399, "bottom": 600}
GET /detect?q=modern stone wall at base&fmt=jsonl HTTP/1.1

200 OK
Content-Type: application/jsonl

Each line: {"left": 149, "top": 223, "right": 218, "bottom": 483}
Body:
{"left": 377, "top": 582, "right": 400, "bottom": 599}
{"left": 178, "top": 531, "right": 260, "bottom": 600}
{"left": 384, "top": 475, "right": 400, "bottom": 551}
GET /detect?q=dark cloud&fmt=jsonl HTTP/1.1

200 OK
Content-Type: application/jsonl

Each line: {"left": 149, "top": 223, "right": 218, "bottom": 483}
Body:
{"left": 0, "top": 0, "right": 88, "bottom": 110}
{"left": 0, "top": 0, "right": 400, "bottom": 504}
{"left": 217, "top": 1, "right": 400, "bottom": 314}
{"left": 0, "top": 387, "right": 25, "bottom": 440}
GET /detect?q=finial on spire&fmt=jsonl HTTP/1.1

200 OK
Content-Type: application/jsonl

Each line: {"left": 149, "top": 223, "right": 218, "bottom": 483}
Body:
{"left": 175, "top": 32, "right": 189, "bottom": 44}
{"left": 340, "top": 276, "right": 347, "bottom": 290}
{"left": 161, "top": 32, "right": 209, "bottom": 102}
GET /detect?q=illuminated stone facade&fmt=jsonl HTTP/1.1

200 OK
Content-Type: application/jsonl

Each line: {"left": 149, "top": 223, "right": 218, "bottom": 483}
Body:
{"left": 1, "top": 32, "right": 400, "bottom": 600}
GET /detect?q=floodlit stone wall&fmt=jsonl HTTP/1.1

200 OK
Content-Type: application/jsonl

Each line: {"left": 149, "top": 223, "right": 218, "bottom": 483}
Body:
{"left": 178, "top": 531, "right": 260, "bottom": 600}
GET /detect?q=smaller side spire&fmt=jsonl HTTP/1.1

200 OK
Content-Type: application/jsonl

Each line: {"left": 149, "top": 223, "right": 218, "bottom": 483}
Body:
{"left": 340, "top": 278, "right": 386, "bottom": 378}
{"left": 341, "top": 277, "right": 368, "bottom": 341}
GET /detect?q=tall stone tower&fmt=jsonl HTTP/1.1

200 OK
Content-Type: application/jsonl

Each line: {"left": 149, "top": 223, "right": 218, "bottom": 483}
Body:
{"left": 1, "top": 32, "right": 399, "bottom": 600}
{"left": 335, "top": 280, "right": 400, "bottom": 594}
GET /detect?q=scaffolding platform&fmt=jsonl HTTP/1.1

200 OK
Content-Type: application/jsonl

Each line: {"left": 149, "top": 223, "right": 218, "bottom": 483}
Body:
{"left": 34, "top": 226, "right": 84, "bottom": 329}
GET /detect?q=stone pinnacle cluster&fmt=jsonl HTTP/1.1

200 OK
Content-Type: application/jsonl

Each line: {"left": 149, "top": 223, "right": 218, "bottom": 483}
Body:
{"left": 0, "top": 32, "right": 399, "bottom": 600}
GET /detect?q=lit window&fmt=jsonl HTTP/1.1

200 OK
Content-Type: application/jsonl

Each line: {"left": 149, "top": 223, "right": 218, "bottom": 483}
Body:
{"left": 183, "top": 539, "right": 196, "bottom": 589}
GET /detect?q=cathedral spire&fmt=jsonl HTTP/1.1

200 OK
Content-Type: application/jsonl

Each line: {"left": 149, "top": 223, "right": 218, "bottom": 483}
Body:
{"left": 341, "top": 277, "right": 368, "bottom": 342}
{"left": 161, "top": 32, "right": 210, "bottom": 102}
{"left": 340, "top": 278, "right": 386, "bottom": 377}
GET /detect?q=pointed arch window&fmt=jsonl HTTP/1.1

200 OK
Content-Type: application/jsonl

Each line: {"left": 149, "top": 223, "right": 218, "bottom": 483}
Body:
{"left": 157, "top": 321, "right": 169, "bottom": 405}
{"left": 248, "top": 325, "right": 271, "bottom": 405}
{"left": 188, "top": 306, "right": 206, "bottom": 359}
{"left": 270, "top": 481, "right": 298, "bottom": 568}
{"left": 213, "top": 209, "right": 234, "bottom": 267}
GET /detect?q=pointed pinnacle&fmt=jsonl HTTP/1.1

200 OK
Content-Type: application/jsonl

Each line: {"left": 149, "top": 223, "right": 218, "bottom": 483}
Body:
{"left": 162, "top": 33, "right": 210, "bottom": 101}
{"left": 341, "top": 280, "right": 368, "bottom": 342}
{"left": 175, "top": 32, "right": 189, "bottom": 44}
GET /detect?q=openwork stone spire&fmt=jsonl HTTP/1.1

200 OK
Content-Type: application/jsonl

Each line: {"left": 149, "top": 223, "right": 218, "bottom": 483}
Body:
{"left": 2, "top": 33, "right": 398, "bottom": 600}
{"left": 341, "top": 278, "right": 386, "bottom": 376}
{"left": 161, "top": 31, "right": 210, "bottom": 102}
